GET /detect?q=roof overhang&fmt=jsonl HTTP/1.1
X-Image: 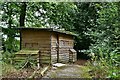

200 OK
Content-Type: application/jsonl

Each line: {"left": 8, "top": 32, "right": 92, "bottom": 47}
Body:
{"left": 16, "top": 27, "right": 77, "bottom": 36}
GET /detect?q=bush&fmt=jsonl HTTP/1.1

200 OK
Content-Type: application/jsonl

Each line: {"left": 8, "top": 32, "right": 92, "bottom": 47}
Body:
{"left": 86, "top": 46, "right": 120, "bottom": 78}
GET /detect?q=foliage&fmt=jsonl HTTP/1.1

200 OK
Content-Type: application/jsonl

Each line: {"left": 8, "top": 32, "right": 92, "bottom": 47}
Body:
{"left": 1, "top": 2, "right": 20, "bottom": 56}
{"left": 1, "top": 2, "right": 120, "bottom": 78}
{"left": 87, "top": 48, "right": 120, "bottom": 78}
{"left": 85, "top": 2, "right": 120, "bottom": 78}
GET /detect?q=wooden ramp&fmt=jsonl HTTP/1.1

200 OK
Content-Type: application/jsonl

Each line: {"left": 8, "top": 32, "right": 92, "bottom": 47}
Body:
{"left": 15, "top": 50, "right": 39, "bottom": 55}
{"left": 14, "top": 50, "right": 39, "bottom": 62}
{"left": 14, "top": 50, "right": 51, "bottom": 65}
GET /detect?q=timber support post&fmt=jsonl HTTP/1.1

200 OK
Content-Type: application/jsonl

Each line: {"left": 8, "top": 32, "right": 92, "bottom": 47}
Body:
{"left": 37, "top": 50, "right": 43, "bottom": 69}
{"left": 57, "top": 34, "right": 59, "bottom": 62}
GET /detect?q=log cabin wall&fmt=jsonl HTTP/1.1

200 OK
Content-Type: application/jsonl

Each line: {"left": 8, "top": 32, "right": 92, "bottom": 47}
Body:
{"left": 58, "top": 34, "right": 74, "bottom": 63}
{"left": 51, "top": 33, "right": 58, "bottom": 63}
{"left": 19, "top": 28, "right": 76, "bottom": 64}
{"left": 21, "top": 30, "right": 51, "bottom": 64}
{"left": 50, "top": 33, "right": 74, "bottom": 63}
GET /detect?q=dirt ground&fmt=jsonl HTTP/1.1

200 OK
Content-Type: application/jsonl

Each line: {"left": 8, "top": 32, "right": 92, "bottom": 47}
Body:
{"left": 2, "top": 59, "right": 89, "bottom": 78}
{"left": 43, "top": 59, "right": 90, "bottom": 78}
{"left": 75, "top": 59, "right": 88, "bottom": 65}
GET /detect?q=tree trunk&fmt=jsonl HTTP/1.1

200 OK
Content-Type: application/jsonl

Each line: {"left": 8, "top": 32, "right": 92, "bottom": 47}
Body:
{"left": 20, "top": 2, "right": 27, "bottom": 27}
{"left": 19, "top": 2, "right": 27, "bottom": 50}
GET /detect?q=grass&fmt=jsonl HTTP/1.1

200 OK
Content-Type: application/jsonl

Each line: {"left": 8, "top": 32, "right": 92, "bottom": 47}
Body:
{"left": 86, "top": 60, "right": 120, "bottom": 78}
{"left": 2, "top": 61, "right": 50, "bottom": 78}
{"left": 0, "top": 52, "right": 2, "bottom": 77}
{"left": 79, "top": 65, "right": 91, "bottom": 78}
{"left": 0, "top": 61, "right": 2, "bottom": 77}
{"left": 2, "top": 62, "right": 17, "bottom": 77}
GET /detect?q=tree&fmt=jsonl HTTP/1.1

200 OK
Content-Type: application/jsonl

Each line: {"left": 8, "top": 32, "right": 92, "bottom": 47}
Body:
{"left": 1, "top": 2, "right": 20, "bottom": 52}
{"left": 19, "top": 2, "right": 27, "bottom": 49}
{"left": 19, "top": 2, "right": 27, "bottom": 27}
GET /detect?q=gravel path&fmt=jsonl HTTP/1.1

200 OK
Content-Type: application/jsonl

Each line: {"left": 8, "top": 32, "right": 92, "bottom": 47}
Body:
{"left": 43, "top": 64, "right": 90, "bottom": 78}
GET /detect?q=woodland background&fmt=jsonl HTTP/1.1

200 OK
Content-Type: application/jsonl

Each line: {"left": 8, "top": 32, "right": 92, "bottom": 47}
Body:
{"left": 0, "top": 2, "right": 120, "bottom": 78}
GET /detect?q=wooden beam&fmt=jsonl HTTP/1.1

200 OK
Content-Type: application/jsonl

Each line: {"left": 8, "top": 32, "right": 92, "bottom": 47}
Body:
{"left": 50, "top": 32, "right": 52, "bottom": 64}
{"left": 57, "top": 33, "right": 59, "bottom": 62}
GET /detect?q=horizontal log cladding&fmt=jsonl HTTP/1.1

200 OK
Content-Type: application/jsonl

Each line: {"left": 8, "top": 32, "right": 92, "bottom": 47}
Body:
{"left": 19, "top": 29, "right": 76, "bottom": 64}
{"left": 21, "top": 30, "right": 51, "bottom": 50}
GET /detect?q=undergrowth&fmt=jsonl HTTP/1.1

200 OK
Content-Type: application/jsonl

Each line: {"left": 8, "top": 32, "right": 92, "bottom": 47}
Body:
{"left": 86, "top": 48, "right": 120, "bottom": 79}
